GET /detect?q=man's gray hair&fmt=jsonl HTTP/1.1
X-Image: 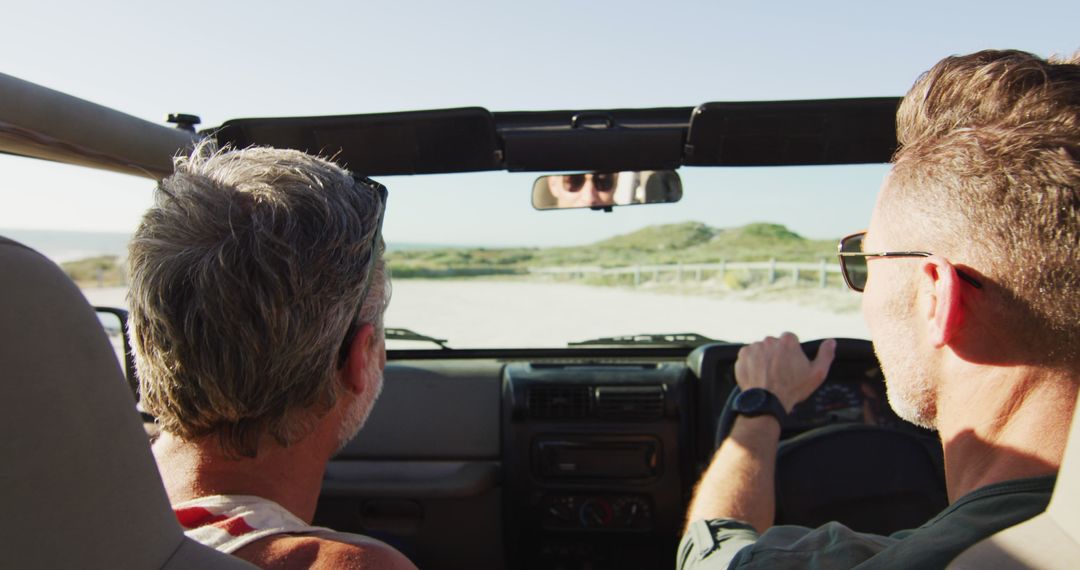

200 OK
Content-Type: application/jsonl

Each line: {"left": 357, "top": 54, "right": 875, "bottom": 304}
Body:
{"left": 128, "top": 143, "right": 389, "bottom": 457}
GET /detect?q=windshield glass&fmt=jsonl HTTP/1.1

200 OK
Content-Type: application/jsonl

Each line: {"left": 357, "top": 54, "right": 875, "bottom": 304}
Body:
{"left": 375, "top": 164, "right": 882, "bottom": 347}
{"left": 0, "top": 159, "right": 880, "bottom": 349}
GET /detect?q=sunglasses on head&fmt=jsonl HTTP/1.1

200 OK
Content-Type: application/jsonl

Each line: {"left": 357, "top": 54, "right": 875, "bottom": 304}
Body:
{"left": 562, "top": 173, "right": 616, "bottom": 193}
{"left": 337, "top": 176, "right": 388, "bottom": 367}
{"left": 836, "top": 231, "right": 982, "bottom": 293}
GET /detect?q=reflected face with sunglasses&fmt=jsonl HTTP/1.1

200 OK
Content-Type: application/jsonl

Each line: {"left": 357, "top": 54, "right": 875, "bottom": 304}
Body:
{"left": 547, "top": 172, "right": 618, "bottom": 208}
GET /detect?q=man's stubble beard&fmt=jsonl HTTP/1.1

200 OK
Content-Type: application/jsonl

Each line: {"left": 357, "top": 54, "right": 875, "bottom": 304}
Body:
{"left": 874, "top": 295, "right": 939, "bottom": 430}
{"left": 335, "top": 354, "right": 385, "bottom": 453}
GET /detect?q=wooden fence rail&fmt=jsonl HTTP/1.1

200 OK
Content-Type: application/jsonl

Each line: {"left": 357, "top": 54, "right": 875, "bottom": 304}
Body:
{"left": 528, "top": 259, "right": 844, "bottom": 288}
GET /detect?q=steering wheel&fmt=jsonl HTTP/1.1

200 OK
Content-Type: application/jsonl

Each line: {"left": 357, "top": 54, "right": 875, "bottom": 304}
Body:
{"left": 713, "top": 386, "right": 743, "bottom": 450}
{"left": 709, "top": 349, "right": 948, "bottom": 534}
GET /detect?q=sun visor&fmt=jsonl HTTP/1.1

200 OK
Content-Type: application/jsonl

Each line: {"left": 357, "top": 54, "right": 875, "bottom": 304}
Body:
{"left": 500, "top": 128, "right": 685, "bottom": 172}
{"left": 497, "top": 108, "right": 691, "bottom": 173}
{"left": 684, "top": 98, "right": 900, "bottom": 166}
{"left": 212, "top": 107, "right": 501, "bottom": 175}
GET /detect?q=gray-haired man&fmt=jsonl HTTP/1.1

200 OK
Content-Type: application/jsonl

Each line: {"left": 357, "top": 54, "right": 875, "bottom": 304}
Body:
{"left": 129, "top": 145, "right": 415, "bottom": 569}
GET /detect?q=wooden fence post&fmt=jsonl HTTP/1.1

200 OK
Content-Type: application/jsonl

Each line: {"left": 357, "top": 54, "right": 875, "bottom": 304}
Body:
{"left": 768, "top": 258, "right": 776, "bottom": 284}
{"left": 819, "top": 258, "right": 827, "bottom": 288}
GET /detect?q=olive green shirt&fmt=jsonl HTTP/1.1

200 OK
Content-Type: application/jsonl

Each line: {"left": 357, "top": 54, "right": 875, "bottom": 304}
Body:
{"left": 678, "top": 476, "right": 1055, "bottom": 570}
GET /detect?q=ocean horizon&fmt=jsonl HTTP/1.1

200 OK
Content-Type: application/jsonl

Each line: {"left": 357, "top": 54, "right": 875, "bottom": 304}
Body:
{"left": 0, "top": 228, "right": 498, "bottom": 264}
{"left": 1, "top": 229, "right": 134, "bottom": 263}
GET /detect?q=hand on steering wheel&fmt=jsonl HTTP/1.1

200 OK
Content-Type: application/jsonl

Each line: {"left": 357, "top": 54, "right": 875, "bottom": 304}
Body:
{"left": 714, "top": 334, "right": 837, "bottom": 448}
{"left": 735, "top": 333, "right": 836, "bottom": 412}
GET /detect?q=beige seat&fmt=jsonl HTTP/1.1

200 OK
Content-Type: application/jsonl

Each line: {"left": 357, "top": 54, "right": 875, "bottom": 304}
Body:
{"left": 0, "top": 236, "right": 255, "bottom": 569}
{"left": 948, "top": 391, "right": 1080, "bottom": 569}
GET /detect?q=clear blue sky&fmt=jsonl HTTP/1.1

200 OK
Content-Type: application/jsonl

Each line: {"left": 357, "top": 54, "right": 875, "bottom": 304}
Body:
{"left": 2, "top": 0, "right": 1077, "bottom": 245}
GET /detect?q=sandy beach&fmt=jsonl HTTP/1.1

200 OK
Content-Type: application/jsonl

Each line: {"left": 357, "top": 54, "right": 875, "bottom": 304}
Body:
{"left": 82, "top": 279, "right": 868, "bottom": 348}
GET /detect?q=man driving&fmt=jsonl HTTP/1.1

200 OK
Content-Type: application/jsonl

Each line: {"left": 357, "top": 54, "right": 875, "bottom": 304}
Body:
{"left": 128, "top": 145, "right": 417, "bottom": 569}
{"left": 547, "top": 172, "right": 619, "bottom": 208}
{"left": 680, "top": 49, "right": 1080, "bottom": 568}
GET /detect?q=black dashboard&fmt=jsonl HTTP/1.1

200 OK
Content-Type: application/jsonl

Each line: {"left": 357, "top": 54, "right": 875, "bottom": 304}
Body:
{"left": 502, "top": 361, "right": 690, "bottom": 569}
{"left": 318, "top": 340, "right": 947, "bottom": 570}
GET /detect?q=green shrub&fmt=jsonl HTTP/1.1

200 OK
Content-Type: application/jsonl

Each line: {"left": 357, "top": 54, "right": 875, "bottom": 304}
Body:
{"left": 61, "top": 255, "right": 125, "bottom": 287}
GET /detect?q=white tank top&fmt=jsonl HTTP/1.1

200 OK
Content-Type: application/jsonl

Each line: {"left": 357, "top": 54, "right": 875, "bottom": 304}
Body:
{"left": 173, "top": 494, "right": 391, "bottom": 554}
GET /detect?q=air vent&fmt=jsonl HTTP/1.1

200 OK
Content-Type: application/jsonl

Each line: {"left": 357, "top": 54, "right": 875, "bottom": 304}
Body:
{"left": 594, "top": 386, "right": 664, "bottom": 421}
{"left": 527, "top": 386, "right": 591, "bottom": 419}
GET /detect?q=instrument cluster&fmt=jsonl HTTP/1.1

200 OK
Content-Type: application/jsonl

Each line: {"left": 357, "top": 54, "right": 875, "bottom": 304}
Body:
{"left": 787, "top": 356, "right": 904, "bottom": 431}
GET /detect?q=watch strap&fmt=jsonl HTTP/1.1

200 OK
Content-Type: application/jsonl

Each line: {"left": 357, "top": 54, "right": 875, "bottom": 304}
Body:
{"left": 733, "top": 388, "right": 788, "bottom": 424}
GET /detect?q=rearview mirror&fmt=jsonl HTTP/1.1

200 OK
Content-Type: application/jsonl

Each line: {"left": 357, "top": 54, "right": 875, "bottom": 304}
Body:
{"left": 532, "top": 170, "right": 682, "bottom": 211}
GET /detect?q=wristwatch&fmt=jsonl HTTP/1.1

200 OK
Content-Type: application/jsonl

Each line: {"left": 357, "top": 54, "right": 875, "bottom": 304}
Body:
{"left": 732, "top": 388, "right": 788, "bottom": 424}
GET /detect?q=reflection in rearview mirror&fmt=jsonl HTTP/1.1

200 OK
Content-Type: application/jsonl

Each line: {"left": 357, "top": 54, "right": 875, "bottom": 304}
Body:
{"left": 532, "top": 170, "right": 682, "bottom": 211}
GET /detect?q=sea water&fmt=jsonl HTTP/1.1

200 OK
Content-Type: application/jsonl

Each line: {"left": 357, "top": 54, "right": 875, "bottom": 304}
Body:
{"left": 0, "top": 228, "right": 132, "bottom": 263}
{"left": 0, "top": 228, "right": 465, "bottom": 264}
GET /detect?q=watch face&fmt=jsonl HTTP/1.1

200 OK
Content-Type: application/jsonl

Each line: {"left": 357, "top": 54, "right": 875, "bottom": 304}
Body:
{"left": 735, "top": 389, "right": 767, "bottom": 413}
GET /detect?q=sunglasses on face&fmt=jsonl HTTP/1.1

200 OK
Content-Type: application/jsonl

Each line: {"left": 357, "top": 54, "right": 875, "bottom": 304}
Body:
{"left": 337, "top": 176, "right": 388, "bottom": 367}
{"left": 562, "top": 173, "right": 616, "bottom": 193}
{"left": 836, "top": 231, "right": 983, "bottom": 293}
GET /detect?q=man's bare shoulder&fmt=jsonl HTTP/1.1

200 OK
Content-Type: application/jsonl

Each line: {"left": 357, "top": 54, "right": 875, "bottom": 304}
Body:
{"left": 233, "top": 533, "right": 418, "bottom": 570}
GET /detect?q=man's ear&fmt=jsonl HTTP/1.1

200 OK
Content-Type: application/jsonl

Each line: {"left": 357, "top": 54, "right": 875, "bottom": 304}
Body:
{"left": 920, "top": 256, "right": 965, "bottom": 349}
{"left": 340, "top": 323, "right": 376, "bottom": 396}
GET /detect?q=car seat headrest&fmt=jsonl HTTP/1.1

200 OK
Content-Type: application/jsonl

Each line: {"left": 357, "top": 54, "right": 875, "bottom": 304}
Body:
{"left": 0, "top": 236, "right": 253, "bottom": 569}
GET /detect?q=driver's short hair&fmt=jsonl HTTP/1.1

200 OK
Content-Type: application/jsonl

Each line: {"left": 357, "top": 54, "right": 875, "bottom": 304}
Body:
{"left": 128, "top": 144, "right": 389, "bottom": 457}
{"left": 890, "top": 49, "right": 1080, "bottom": 365}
